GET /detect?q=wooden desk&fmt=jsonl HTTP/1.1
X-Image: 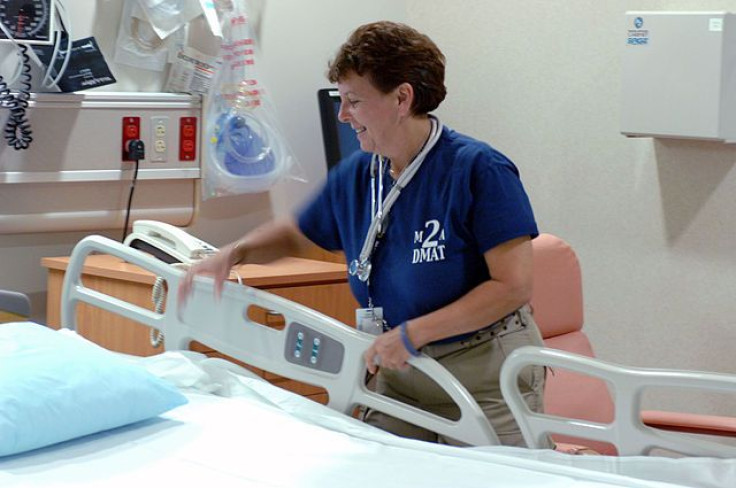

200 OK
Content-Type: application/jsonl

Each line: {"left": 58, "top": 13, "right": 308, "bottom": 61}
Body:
{"left": 42, "top": 255, "right": 358, "bottom": 403}
{"left": 0, "top": 311, "right": 27, "bottom": 323}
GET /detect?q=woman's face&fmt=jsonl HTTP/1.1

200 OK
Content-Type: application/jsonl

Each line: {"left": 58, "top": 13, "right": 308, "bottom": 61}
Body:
{"left": 336, "top": 72, "right": 401, "bottom": 156}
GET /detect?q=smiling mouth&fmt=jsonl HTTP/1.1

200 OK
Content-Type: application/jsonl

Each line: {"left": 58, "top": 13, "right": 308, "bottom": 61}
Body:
{"left": 354, "top": 127, "right": 366, "bottom": 135}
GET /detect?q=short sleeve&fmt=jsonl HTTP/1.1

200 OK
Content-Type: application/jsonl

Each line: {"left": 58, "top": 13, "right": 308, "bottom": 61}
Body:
{"left": 297, "top": 170, "right": 343, "bottom": 251}
{"left": 470, "top": 151, "right": 538, "bottom": 253}
{"left": 296, "top": 151, "right": 371, "bottom": 252}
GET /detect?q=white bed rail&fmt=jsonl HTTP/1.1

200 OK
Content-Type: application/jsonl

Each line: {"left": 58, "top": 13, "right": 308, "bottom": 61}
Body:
{"left": 61, "top": 235, "right": 499, "bottom": 446}
{"left": 500, "top": 346, "right": 736, "bottom": 457}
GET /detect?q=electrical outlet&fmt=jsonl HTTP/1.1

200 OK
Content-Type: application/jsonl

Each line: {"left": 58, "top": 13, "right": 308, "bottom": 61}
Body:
{"left": 121, "top": 117, "right": 141, "bottom": 161}
{"left": 179, "top": 117, "right": 198, "bottom": 161}
{"left": 150, "top": 116, "right": 169, "bottom": 162}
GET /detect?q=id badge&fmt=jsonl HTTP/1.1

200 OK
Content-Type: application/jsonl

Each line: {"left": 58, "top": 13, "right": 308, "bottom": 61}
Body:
{"left": 356, "top": 307, "right": 385, "bottom": 336}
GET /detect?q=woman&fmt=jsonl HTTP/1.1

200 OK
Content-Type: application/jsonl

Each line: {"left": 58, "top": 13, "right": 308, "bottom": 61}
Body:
{"left": 179, "top": 21, "right": 547, "bottom": 447}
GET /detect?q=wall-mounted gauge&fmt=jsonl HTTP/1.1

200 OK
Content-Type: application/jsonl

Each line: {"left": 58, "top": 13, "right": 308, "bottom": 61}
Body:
{"left": 0, "top": 0, "right": 54, "bottom": 45}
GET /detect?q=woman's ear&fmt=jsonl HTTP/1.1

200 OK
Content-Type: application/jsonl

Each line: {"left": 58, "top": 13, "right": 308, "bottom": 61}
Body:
{"left": 395, "top": 82, "right": 415, "bottom": 117}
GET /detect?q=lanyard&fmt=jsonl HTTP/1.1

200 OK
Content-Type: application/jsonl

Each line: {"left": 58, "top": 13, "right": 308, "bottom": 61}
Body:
{"left": 348, "top": 116, "right": 443, "bottom": 283}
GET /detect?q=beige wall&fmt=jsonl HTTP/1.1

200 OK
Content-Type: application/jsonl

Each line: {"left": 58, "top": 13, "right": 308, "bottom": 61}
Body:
{"left": 0, "top": 0, "right": 405, "bottom": 320}
{"left": 408, "top": 0, "right": 736, "bottom": 414}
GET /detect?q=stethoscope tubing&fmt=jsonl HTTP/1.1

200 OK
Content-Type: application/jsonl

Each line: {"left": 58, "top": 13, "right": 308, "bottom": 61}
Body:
{"left": 350, "top": 116, "right": 443, "bottom": 282}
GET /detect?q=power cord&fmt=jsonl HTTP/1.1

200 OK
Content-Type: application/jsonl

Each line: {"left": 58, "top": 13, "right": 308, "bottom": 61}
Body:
{"left": 121, "top": 139, "right": 145, "bottom": 242}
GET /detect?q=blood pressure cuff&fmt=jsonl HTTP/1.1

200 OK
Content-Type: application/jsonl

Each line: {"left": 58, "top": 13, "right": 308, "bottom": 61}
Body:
{"left": 33, "top": 34, "right": 116, "bottom": 92}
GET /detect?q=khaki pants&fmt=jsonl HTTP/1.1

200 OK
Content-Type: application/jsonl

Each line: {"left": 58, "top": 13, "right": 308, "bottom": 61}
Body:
{"left": 363, "top": 305, "right": 549, "bottom": 447}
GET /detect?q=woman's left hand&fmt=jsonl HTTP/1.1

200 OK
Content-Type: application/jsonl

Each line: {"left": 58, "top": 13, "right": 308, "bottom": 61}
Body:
{"left": 363, "top": 327, "right": 412, "bottom": 374}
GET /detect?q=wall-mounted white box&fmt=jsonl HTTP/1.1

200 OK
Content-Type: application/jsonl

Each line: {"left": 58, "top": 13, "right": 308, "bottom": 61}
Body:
{"left": 621, "top": 11, "right": 736, "bottom": 142}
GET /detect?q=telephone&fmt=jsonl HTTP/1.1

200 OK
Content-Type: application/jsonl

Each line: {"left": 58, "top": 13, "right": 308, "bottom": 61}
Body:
{"left": 124, "top": 220, "right": 219, "bottom": 348}
{"left": 123, "top": 220, "right": 218, "bottom": 264}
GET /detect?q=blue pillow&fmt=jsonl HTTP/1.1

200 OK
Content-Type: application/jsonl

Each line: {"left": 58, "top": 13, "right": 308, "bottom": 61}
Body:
{"left": 0, "top": 322, "right": 188, "bottom": 457}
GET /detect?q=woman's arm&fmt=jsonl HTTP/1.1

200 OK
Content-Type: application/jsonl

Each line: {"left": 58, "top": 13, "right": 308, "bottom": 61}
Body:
{"left": 364, "top": 235, "right": 534, "bottom": 372}
{"left": 177, "top": 217, "right": 306, "bottom": 306}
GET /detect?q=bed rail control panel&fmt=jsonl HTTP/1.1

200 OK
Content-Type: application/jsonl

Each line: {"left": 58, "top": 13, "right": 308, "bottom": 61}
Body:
{"left": 285, "top": 323, "right": 344, "bottom": 374}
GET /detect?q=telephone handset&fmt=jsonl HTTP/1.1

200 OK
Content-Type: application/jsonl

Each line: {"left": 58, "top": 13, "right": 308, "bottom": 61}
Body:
{"left": 123, "top": 220, "right": 218, "bottom": 264}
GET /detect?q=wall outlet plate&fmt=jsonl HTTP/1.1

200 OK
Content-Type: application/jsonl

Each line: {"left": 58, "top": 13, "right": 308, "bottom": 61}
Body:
{"left": 150, "top": 115, "right": 169, "bottom": 162}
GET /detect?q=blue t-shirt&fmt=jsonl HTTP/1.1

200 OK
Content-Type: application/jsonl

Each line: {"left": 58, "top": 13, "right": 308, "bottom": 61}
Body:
{"left": 297, "top": 126, "right": 538, "bottom": 341}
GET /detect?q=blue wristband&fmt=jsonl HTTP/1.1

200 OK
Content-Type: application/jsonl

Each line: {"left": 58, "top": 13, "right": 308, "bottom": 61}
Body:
{"left": 399, "top": 321, "right": 421, "bottom": 357}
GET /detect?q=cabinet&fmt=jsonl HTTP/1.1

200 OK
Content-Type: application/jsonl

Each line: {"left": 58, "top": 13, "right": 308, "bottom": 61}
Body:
{"left": 42, "top": 255, "right": 358, "bottom": 403}
{"left": 0, "top": 311, "right": 25, "bottom": 323}
{"left": 621, "top": 12, "right": 736, "bottom": 141}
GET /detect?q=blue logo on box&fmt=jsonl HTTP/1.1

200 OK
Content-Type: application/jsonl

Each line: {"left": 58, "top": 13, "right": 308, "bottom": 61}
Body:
{"left": 628, "top": 17, "right": 648, "bottom": 45}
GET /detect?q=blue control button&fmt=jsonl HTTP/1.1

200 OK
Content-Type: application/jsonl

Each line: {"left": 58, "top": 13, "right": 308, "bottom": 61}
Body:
{"left": 310, "top": 337, "right": 321, "bottom": 364}
{"left": 294, "top": 332, "right": 304, "bottom": 358}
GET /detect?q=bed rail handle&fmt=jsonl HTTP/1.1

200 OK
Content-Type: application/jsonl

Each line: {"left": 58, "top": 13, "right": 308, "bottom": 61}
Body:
{"left": 501, "top": 346, "right": 736, "bottom": 457}
{"left": 61, "top": 236, "right": 178, "bottom": 331}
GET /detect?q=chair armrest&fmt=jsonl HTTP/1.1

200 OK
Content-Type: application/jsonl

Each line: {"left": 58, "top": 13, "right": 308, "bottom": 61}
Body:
{"left": 554, "top": 442, "right": 602, "bottom": 455}
{"left": 0, "top": 290, "right": 31, "bottom": 322}
{"left": 642, "top": 410, "right": 736, "bottom": 437}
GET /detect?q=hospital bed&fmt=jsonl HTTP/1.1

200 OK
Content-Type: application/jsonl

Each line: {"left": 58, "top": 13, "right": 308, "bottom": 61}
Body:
{"left": 1, "top": 235, "right": 736, "bottom": 487}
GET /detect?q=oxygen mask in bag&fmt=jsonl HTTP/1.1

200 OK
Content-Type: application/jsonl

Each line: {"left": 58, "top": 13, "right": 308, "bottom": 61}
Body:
{"left": 212, "top": 110, "right": 276, "bottom": 177}
{"left": 201, "top": 0, "right": 303, "bottom": 199}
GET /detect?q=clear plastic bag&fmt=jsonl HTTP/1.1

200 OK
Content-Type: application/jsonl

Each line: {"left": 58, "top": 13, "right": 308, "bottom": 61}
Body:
{"left": 137, "top": 0, "right": 203, "bottom": 39}
{"left": 202, "top": 0, "right": 303, "bottom": 198}
{"left": 113, "top": 0, "right": 172, "bottom": 72}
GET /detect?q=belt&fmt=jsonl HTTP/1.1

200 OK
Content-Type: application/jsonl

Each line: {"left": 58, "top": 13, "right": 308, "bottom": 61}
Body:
{"left": 458, "top": 307, "right": 527, "bottom": 347}
{"left": 423, "top": 305, "right": 530, "bottom": 356}
{"left": 460, "top": 305, "right": 528, "bottom": 345}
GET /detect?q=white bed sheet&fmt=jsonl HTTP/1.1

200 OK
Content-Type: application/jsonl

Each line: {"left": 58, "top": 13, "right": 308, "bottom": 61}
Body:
{"left": 0, "top": 349, "right": 732, "bottom": 488}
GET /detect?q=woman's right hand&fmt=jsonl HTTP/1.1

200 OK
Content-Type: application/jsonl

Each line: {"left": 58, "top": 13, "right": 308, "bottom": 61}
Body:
{"left": 177, "top": 243, "right": 240, "bottom": 309}
{"left": 176, "top": 218, "right": 303, "bottom": 311}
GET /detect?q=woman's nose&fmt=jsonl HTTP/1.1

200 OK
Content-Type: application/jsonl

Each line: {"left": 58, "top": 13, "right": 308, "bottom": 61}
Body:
{"left": 337, "top": 102, "right": 350, "bottom": 123}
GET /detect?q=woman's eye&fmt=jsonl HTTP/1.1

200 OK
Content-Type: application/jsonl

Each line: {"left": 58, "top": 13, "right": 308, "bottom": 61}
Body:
{"left": 348, "top": 99, "right": 360, "bottom": 107}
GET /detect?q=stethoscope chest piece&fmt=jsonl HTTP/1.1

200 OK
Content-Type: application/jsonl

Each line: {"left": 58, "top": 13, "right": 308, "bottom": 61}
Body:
{"left": 349, "top": 258, "right": 372, "bottom": 282}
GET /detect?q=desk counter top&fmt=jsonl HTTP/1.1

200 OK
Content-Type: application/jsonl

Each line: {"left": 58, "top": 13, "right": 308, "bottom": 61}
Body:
{"left": 41, "top": 255, "right": 349, "bottom": 289}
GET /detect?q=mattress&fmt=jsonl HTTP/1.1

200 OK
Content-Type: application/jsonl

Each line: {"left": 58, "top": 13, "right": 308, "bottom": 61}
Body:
{"left": 1, "top": 349, "right": 731, "bottom": 488}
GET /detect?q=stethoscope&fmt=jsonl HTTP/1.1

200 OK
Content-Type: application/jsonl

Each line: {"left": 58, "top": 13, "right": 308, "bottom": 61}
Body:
{"left": 348, "top": 116, "right": 443, "bottom": 283}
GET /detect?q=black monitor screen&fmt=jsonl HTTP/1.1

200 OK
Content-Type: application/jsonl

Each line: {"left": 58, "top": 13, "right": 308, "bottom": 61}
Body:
{"left": 317, "top": 88, "right": 362, "bottom": 170}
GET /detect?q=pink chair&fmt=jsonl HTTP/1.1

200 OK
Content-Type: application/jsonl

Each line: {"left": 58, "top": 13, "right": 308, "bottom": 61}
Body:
{"left": 529, "top": 233, "right": 616, "bottom": 454}
{"left": 528, "top": 233, "right": 736, "bottom": 455}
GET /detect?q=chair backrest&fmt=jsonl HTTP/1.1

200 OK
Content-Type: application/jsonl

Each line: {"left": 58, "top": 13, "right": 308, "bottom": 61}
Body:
{"left": 0, "top": 290, "right": 31, "bottom": 323}
{"left": 529, "top": 234, "right": 616, "bottom": 454}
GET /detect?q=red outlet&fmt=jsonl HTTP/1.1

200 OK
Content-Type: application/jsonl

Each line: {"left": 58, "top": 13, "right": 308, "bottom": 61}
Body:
{"left": 179, "top": 117, "right": 197, "bottom": 161}
{"left": 122, "top": 117, "right": 141, "bottom": 161}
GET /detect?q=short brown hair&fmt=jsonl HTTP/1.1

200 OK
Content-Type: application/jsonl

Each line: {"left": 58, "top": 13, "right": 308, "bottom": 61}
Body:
{"left": 327, "top": 21, "right": 447, "bottom": 115}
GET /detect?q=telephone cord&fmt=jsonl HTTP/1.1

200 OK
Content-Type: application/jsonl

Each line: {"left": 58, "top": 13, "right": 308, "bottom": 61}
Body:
{"left": 2, "top": 45, "right": 33, "bottom": 150}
